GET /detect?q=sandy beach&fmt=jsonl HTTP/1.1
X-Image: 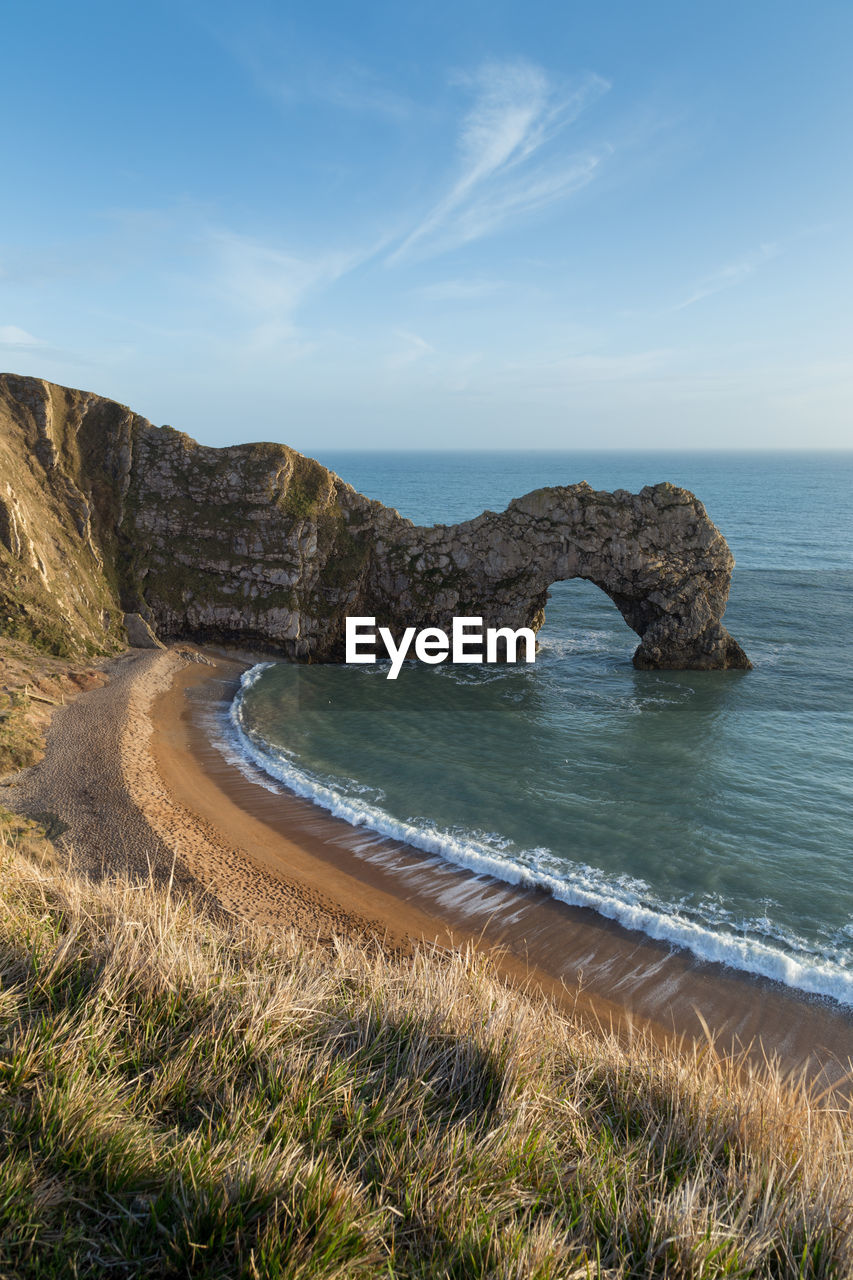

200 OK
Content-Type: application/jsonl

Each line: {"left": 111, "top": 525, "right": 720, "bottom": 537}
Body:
{"left": 4, "top": 644, "right": 851, "bottom": 1094}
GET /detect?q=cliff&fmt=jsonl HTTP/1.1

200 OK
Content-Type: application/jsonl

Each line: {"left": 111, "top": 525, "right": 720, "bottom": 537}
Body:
{"left": 0, "top": 374, "right": 750, "bottom": 670}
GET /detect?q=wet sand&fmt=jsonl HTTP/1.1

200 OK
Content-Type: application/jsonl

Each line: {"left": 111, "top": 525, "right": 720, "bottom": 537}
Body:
{"left": 6, "top": 645, "right": 852, "bottom": 1095}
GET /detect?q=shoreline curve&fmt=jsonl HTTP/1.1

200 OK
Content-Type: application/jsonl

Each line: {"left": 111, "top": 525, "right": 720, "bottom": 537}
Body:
{"left": 4, "top": 643, "right": 851, "bottom": 1095}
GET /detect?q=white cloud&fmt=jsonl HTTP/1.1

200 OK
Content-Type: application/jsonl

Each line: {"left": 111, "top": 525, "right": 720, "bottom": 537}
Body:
{"left": 0, "top": 325, "right": 45, "bottom": 347}
{"left": 675, "top": 242, "right": 780, "bottom": 310}
{"left": 201, "top": 229, "right": 377, "bottom": 359}
{"left": 208, "top": 230, "right": 357, "bottom": 315}
{"left": 387, "top": 60, "right": 609, "bottom": 264}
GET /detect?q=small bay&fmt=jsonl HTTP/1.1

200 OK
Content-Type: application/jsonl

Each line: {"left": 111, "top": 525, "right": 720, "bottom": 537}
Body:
{"left": 228, "top": 451, "right": 853, "bottom": 1005}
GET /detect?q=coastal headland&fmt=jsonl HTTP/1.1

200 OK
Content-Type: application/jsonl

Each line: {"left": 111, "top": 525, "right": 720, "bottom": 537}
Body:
{"left": 1, "top": 373, "right": 749, "bottom": 670}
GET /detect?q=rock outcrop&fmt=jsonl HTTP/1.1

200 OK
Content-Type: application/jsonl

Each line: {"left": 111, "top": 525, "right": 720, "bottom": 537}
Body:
{"left": 0, "top": 374, "right": 750, "bottom": 670}
{"left": 123, "top": 612, "right": 165, "bottom": 650}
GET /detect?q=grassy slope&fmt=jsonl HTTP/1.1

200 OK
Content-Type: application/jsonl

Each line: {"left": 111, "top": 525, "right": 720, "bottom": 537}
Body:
{"left": 0, "top": 810, "right": 851, "bottom": 1279}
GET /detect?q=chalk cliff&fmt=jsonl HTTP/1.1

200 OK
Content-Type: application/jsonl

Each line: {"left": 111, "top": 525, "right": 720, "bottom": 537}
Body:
{"left": 0, "top": 375, "right": 750, "bottom": 670}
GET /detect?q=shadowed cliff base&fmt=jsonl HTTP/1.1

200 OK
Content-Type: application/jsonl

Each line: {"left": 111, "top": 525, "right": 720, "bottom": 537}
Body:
{"left": 0, "top": 374, "right": 749, "bottom": 670}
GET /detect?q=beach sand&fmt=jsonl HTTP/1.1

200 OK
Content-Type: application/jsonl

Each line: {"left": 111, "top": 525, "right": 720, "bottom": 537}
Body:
{"left": 4, "top": 645, "right": 851, "bottom": 1095}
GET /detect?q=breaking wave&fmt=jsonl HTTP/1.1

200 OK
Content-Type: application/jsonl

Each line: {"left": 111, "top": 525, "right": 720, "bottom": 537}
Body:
{"left": 221, "top": 665, "right": 853, "bottom": 1009}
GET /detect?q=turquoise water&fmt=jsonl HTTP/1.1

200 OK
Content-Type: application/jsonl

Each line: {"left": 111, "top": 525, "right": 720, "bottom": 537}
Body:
{"left": 227, "top": 452, "right": 853, "bottom": 1005}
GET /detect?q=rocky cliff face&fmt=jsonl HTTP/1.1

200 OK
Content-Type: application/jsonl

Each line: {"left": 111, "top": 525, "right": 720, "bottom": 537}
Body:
{"left": 0, "top": 374, "right": 750, "bottom": 670}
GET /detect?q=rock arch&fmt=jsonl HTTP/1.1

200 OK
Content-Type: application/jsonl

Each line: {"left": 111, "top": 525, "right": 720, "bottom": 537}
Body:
{"left": 362, "top": 482, "right": 751, "bottom": 671}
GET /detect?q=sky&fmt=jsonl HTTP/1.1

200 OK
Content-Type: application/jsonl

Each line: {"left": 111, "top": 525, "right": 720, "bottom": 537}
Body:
{"left": 1, "top": 0, "right": 851, "bottom": 450}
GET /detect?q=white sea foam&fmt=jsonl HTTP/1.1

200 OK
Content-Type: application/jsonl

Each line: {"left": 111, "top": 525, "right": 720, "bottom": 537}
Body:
{"left": 223, "top": 665, "right": 853, "bottom": 1009}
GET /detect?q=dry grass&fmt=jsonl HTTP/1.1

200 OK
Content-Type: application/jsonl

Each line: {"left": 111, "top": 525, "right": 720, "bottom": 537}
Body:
{"left": 0, "top": 814, "right": 851, "bottom": 1278}
{"left": 0, "top": 690, "right": 42, "bottom": 775}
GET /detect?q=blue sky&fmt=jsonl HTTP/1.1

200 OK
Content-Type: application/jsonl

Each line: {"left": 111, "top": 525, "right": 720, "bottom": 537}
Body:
{"left": 2, "top": 0, "right": 851, "bottom": 449}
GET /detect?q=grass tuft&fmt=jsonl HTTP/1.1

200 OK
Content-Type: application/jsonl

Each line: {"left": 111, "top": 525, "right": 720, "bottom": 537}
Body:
{"left": 0, "top": 816, "right": 850, "bottom": 1277}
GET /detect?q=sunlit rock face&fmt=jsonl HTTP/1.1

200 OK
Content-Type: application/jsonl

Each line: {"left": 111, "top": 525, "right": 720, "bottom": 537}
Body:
{"left": 362, "top": 483, "right": 750, "bottom": 671}
{"left": 0, "top": 374, "right": 750, "bottom": 670}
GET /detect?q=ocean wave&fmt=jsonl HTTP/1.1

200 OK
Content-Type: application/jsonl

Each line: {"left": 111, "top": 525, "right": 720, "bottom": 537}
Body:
{"left": 222, "top": 665, "right": 853, "bottom": 1009}
{"left": 239, "top": 661, "right": 276, "bottom": 689}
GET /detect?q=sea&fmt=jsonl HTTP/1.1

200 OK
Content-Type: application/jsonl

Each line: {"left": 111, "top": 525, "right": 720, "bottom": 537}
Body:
{"left": 223, "top": 451, "right": 853, "bottom": 1007}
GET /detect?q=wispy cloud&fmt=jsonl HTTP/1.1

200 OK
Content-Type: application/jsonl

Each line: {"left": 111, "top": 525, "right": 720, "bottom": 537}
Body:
{"left": 208, "top": 13, "right": 413, "bottom": 120}
{"left": 0, "top": 325, "right": 45, "bottom": 347}
{"left": 674, "top": 242, "right": 780, "bottom": 310}
{"left": 296, "top": 64, "right": 412, "bottom": 118}
{"left": 387, "top": 60, "right": 609, "bottom": 264}
{"left": 254, "top": 59, "right": 412, "bottom": 118}
{"left": 0, "top": 323, "right": 95, "bottom": 368}
{"left": 387, "top": 329, "right": 436, "bottom": 369}
{"left": 204, "top": 230, "right": 371, "bottom": 356}
{"left": 208, "top": 230, "right": 357, "bottom": 314}
{"left": 414, "top": 278, "right": 505, "bottom": 301}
